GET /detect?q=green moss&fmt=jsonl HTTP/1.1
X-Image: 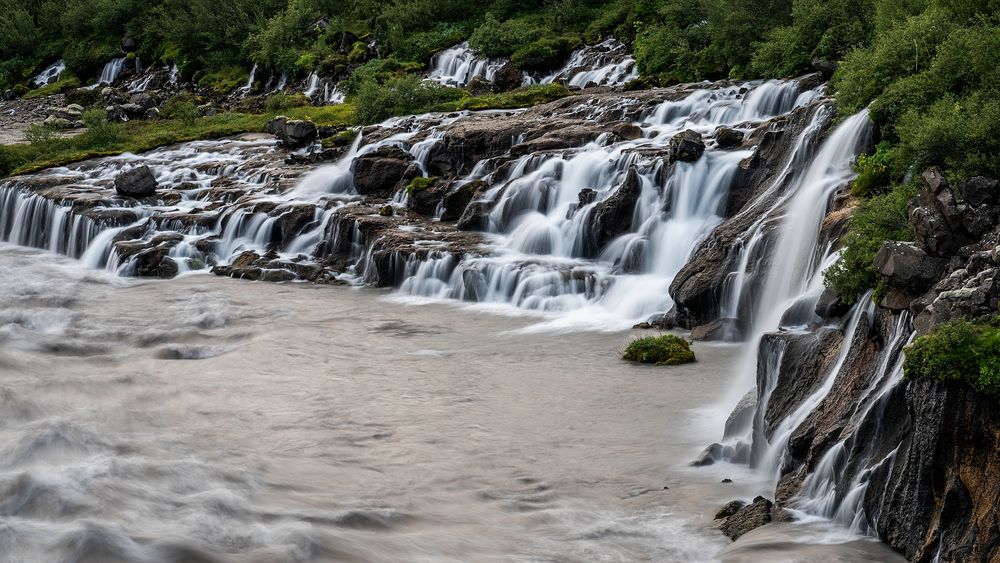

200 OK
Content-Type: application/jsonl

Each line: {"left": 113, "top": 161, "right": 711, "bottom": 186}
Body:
{"left": 406, "top": 176, "right": 438, "bottom": 196}
{"left": 437, "top": 84, "right": 571, "bottom": 112}
{"left": 24, "top": 75, "right": 81, "bottom": 99}
{"left": 904, "top": 317, "right": 1000, "bottom": 401}
{"left": 321, "top": 128, "right": 358, "bottom": 149}
{"left": 622, "top": 334, "right": 696, "bottom": 366}
{"left": 264, "top": 93, "right": 310, "bottom": 112}
{"left": 197, "top": 67, "right": 249, "bottom": 95}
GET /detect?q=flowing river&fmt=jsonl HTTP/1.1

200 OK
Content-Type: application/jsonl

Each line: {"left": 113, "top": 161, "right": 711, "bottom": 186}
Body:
{"left": 0, "top": 244, "right": 904, "bottom": 562}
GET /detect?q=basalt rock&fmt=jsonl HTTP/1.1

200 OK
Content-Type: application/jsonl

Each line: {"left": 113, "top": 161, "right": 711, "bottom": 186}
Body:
{"left": 588, "top": 167, "right": 641, "bottom": 254}
{"left": 114, "top": 165, "right": 158, "bottom": 198}
{"left": 714, "top": 127, "right": 744, "bottom": 149}
{"left": 719, "top": 496, "right": 774, "bottom": 541}
{"left": 669, "top": 129, "right": 705, "bottom": 162}
{"left": 440, "top": 181, "right": 481, "bottom": 222}
{"left": 351, "top": 145, "right": 418, "bottom": 198}
{"left": 690, "top": 317, "right": 741, "bottom": 341}
{"left": 874, "top": 241, "right": 948, "bottom": 310}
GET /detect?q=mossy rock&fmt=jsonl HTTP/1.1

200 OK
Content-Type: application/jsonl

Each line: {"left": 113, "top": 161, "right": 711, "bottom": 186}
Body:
{"left": 320, "top": 128, "right": 358, "bottom": 149}
{"left": 622, "top": 334, "right": 696, "bottom": 366}
{"left": 406, "top": 176, "right": 438, "bottom": 196}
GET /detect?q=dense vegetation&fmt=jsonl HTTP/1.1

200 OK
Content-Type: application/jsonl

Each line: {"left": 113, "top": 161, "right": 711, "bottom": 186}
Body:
{"left": 622, "top": 334, "right": 696, "bottom": 366}
{"left": 904, "top": 318, "right": 1000, "bottom": 401}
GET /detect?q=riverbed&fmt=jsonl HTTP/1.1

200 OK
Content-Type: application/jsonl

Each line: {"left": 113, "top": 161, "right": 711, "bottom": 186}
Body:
{"left": 0, "top": 245, "right": 903, "bottom": 562}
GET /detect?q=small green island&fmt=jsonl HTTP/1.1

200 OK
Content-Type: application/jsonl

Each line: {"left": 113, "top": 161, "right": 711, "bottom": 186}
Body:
{"left": 622, "top": 334, "right": 696, "bottom": 366}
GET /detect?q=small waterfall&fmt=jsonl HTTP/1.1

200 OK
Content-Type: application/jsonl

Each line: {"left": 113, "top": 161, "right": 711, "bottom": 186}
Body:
{"left": 303, "top": 72, "right": 323, "bottom": 98}
{"left": 238, "top": 64, "right": 257, "bottom": 96}
{"left": 86, "top": 57, "right": 127, "bottom": 89}
{"left": 32, "top": 60, "right": 65, "bottom": 87}
{"left": 540, "top": 38, "right": 638, "bottom": 88}
{"left": 426, "top": 43, "right": 508, "bottom": 88}
{"left": 169, "top": 63, "right": 179, "bottom": 84}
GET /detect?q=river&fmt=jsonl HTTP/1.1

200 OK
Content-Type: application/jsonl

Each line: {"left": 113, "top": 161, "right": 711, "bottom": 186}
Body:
{"left": 0, "top": 244, "right": 904, "bottom": 562}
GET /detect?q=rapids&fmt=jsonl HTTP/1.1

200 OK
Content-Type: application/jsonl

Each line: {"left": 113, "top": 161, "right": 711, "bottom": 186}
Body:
{"left": 0, "top": 244, "right": 905, "bottom": 562}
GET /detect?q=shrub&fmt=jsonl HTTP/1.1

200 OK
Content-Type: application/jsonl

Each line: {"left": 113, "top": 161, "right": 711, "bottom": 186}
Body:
{"left": 352, "top": 74, "right": 464, "bottom": 124}
{"left": 265, "top": 92, "right": 310, "bottom": 112}
{"left": 622, "top": 334, "right": 696, "bottom": 366}
{"left": 81, "top": 108, "right": 125, "bottom": 147}
{"left": 468, "top": 14, "right": 539, "bottom": 58}
{"left": 824, "top": 182, "right": 919, "bottom": 303}
{"left": 161, "top": 93, "right": 201, "bottom": 125}
{"left": 904, "top": 317, "right": 1000, "bottom": 401}
{"left": 24, "top": 124, "right": 56, "bottom": 145}
{"left": 64, "top": 87, "right": 100, "bottom": 108}
{"left": 197, "top": 66, "right": 249, "bottom": 95}
{"left": 852, "top": 141, "right": 902, "bottom": 197}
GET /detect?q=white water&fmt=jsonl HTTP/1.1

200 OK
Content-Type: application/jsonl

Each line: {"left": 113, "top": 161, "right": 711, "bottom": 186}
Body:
{"left": 168, "top": 63, "right": 179, "bottom": 84}
{"left": 426, "top": 42, "right": 507, "bottom": 88}
{"left": 541, "top": 38, "right": 638, "bottom": 88}
{"left": 237, "top": 63, "right": 257, "bottom": 96}
{"left": 32, "top": 60, "right": 65, "bottom": 87}
{"left": 395, "top": 80, "right": 820, "bottom": 331}
{"left": 86, "top": 57, "right": 127, "bottom": 89}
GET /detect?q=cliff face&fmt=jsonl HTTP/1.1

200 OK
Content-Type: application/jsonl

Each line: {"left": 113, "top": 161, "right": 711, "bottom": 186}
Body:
{"left": 698, "top": 160, "right": 1000, "bottom": 559}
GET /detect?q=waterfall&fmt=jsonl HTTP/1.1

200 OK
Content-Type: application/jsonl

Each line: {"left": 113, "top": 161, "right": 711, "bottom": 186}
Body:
{"left": 238, "top": 64, "right": 257, "bottom": 96}
{"left": 32, "top": 60, "right": 66, "bottom": 87}
{"left": 393, "top": 80, "right": 816, "bottom": 330}
{"left": 426, "top": 43, "right": 508, "bottom": 88}
{"left": 169, "top": 63, "right": 179, "bottom": 84}
{"left": 540, "top": 38, "right": 638, "bottom": 88}
{"left": 86, "top": 57, "right": 127, "bottom": 89}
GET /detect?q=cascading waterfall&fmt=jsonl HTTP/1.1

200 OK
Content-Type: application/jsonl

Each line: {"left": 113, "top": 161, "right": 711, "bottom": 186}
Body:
{"left": 237, "top": 64, "right": 257, "bottom": 96}
{"left": 395, "top": 80, "right": 819, "bottom": 330}
{"left": 87, "top": 57, "right": 127, "bottom": 89}
{"left": 540, "top": 38, "right": 638, "bottom": 88}
{"left": 169, "top": 63, "right": 179, "bottom": 84}
{"left": 426, "top": 43, "right": 507, "bottom": 88}
{"left": 32, "top": 60, "right": 66, "bottom": 87}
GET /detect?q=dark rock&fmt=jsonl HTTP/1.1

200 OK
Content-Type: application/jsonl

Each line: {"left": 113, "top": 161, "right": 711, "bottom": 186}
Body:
{"left": 578, "top": 188, "right": 597, "bottom": 207}
{"left": 492, "top": 63, "right": 523, "bottom": 93}
{"left": 874, "top": 241, "right": 948, "bottom": 309}
{"left": 811, "top": 58, "right": 838, "bottom": 77}
{"left": 128, "top": 93, "right": 155, "bottom": 111}
{"left": 669, "top": 129, "right": 705, "bottom": 162}
{"left": 465, "top": 76, "right": 494, "bottom": 97}
{"left": 815, "top": 287, "right": 850, "bottom": 319}
{"left": 441, "top": 181, "right": 480, "bottom": 222}
{"left": 611, "top": 123, "right": 643, "bottom": 140}
{"left": 715, "top": 127, "right": 744, "bottom": 148}
{"left": 351, "top": 145, "right": 417, "bottom": 197}
{"left": 122, "top": 37, "right": 137, "bottom": 52}
{"left": 589, "top": 167, "right": 642, "bottom": 253}
{"left": 721, "top": 478, "right": 733, "bottom": 483}
{"left": 715, "top": 500, "right": 746, "bottom": 519}
{"left": 114, "top": 165, "right": 158, "bottom": 198}
{"left": 690, "top": 317, "right": 741, "bottom": 341}
{"left": 691, "top": 443, "right": 723, "bottom": 466}
{"left": 378, "top": 205, "right": 394, "bottom": 217}
{"left": 956, "top": 176, "right": 998, "bottom": 207}
{"left": 719, "top": 497, "right": 773, "bottom": 541}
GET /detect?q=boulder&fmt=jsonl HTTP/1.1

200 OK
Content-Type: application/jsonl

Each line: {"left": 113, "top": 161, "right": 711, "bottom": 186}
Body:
{"left": 578, "top": 188, "right": 597, "bottom": 207}
{"left": 588, "top": 167, "right": 642, "bottom": 253}
{"left": 114, "top": 165, "right": 158, "bottom": 198}
{"left": 875, "top": 241, "right": 948, "bottom": 301}
{"left": 715, "top": 500, "right": 747, "bottom": 520}
{"left": 441, "top": 181, "right": 480, "bottom": 222}
{"left": 715, "top": 127, "right": 744, "bottom": 148}
{"left": 719, "top": 496, "right": 774, "bottom": 541}
{"left": 43, "top": 116, "right": 73, "bottom": 129}
{"left": 957, "top": 176, "right": 998, "bottom": 207}
{"left": 669, "top": 129, "right": 705, "bottom": 162}
{"left": 690, "top": 317, "right": 741, "bottom": 341}
{"left": 724, "top": 390, "right": 756, "bottom": 440}
{"left": 691, "top": 443, "right": 723, "bottom": 466}
{"left": 265, "top": 116, "right": 318, "bottom": 148}
{"left": 128, "top": 93, "right": 155, "bottom": 111}
{"left": 351, "top": 145, "right": 417, "bottom": 197}
{"left": 47, "top": 106, "right": 82, "bottom": 121}
{"left": 814, "top": 287, "right": 850, "bottom": 319}
{"left": 492, "top": 63, "right": 523, "bottom": 93}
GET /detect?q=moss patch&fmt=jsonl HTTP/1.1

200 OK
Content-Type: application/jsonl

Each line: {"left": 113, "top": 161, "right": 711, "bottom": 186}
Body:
{"left": 25, "top": 75, "right": 81, "bottom": 99}
{"left": 622, "top": 334, "right": 696, "bottom": 366}
{"left": 904, "top": 317, "right": 1000, "bottom": 401}
{"left": 406, "top": 176, "right": 438, "bottom": 196}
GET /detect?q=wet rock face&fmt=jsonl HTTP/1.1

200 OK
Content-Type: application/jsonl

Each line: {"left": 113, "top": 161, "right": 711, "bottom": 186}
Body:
{"left": 588, "top": 167, "right": 642, "bottom": 254}
{"left": 669, "top": 129, "right": 705, "bottom": 162}
{"left": 718, "top": 496, "right": 774, "bottom": 540}
{"left": 874, "top": 241, "right": 948, "bottom": 310}
{"left": 351, "top": 145, "right": 418, "bottom": 197}
{"left": 114, "top": 165, "right": 158, "bottom": 198}
{"left": 864, "top": 378, "right": 1000, "bottom": 563}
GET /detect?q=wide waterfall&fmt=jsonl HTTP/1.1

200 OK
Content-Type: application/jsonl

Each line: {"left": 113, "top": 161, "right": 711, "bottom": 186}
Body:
{"left": 540, "top": 38, "right": 639, "bottom": 88}
{"left": 426, "top": 42, "right": 507, "bottom": 87}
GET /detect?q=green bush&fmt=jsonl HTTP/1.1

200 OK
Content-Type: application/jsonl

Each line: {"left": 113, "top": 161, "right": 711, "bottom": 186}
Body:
{"left": 824, "top": 182, "right": 919, "bottom": 304}
{"left": 468, "top": 14, "right": 539, "bottom": 58}
{"left": 24, "top": 124, "right": 56, "bottom": 145}
{"left": 265, "top": 92, "right": 310, "bottom": 112}
{"left": 197, "top": 66, "right": 248, "bottom": 95}
{"left": 852, "top": 141, "right": 902, "bottom": 197}
{"left": 353, "top": 74, "right": 464, "bottom": 124}
{"left": 904, "top": 317, "right": 1000, "bottom": 401}
{"left": 161, "top": 93, "right": 200, "bottom": 125}
{"left": 622, "top": 334, "right": 696, "bottom": 366}
{"left": 81, "top": 108, "right": 125, "bottom": 147}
